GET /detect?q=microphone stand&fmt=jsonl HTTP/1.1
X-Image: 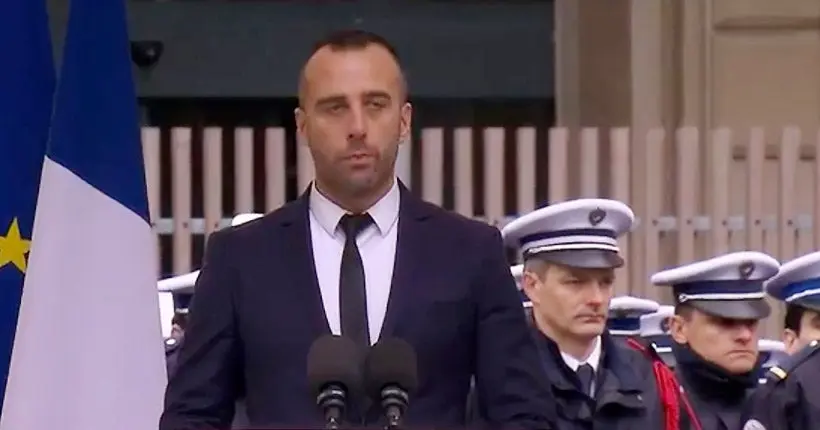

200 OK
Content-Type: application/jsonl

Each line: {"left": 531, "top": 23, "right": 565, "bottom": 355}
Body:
{"left": 385, "top": 406, "right": 401, "bottom": 430}
{"left": 326, "top": 415, "right": 341, "bottom": 430}
{"left": 318, "top": 385, "right": 346, "bottom": 430}
{"left": 381, "top": 387, "right": 408, "bottom": 430}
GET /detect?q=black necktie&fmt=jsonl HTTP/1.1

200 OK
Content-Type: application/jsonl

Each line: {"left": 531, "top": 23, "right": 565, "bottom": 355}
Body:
{"left": 576, "top": 363, "right": 595, "bottom": 397}
{"left": 338, "top": 213, "right": 373, "bottom": 351}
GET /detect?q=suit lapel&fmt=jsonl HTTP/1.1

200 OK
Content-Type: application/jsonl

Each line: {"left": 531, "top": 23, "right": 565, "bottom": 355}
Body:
{"left": 378, "top": 183, "right": 434, "bottom": 340}
{"left": 272, "top": 187, "right": 331, "bottom": 336}
{"left": 271, "top": 182, "right": 433, "bottom": 341}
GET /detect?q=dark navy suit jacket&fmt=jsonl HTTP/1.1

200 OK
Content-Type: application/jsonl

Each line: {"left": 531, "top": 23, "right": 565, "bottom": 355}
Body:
{"left": 159, "top": 184, "right": 556, "bottom": 429}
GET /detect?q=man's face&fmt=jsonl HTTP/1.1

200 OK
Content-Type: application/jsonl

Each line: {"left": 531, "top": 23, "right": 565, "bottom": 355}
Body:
{"left": 670, "top": 309, "right": 760, "bottom": 373}
{"left": 170, "top": 323, "right": 184, "bottom": 341}
{"left": 524, "top": 263, "right": 615, "bottom": 341}
{"left": 784, "top": 308, "right": 820, "bottom": 354}
{"left": 295, "top": 44, "right": 411, "bottom": 198}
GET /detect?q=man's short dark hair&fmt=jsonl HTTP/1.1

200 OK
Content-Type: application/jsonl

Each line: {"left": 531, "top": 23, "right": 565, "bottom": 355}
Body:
{"left": 308, "top": 29, "right": 402, "bottom": 63}
{"left": 299, "top": 29, "right": 408, "bottom": 105}
{"left": 785, "top": 304, "right": 806, "bottom": 333}
{"left": 674, "top": 303, "right": 694, "bottom": 320}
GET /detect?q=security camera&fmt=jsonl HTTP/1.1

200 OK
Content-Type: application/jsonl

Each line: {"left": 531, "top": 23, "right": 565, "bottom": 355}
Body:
{"left": 130, "top": 41, "right": 164, "bottom": 68}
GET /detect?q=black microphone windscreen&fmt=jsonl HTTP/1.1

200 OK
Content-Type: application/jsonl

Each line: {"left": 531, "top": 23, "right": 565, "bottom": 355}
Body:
{"left": 364, "top": 337, "right": 419, "bottom": 397}
{"left": 306, "top": 335, "right": 364, "bottom": 397}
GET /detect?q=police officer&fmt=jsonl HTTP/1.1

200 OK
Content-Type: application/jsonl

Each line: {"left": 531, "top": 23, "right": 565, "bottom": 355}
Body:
{"left": 739, "top": 251, "right": 820, "bottom": 430}
{"left": 768, "top": 252, "right": 820, "bottom": 354}
{"left": 640, "top": 305, "right": 676, "bottom": 368}
{"left": 501, "top": 198, "right": 696, "bottom": 430}
{"left": 651, "top": 251, "right": 780, "bottom": 430}
{"left": 607, "top": 296, "right": 660, "bottom": 339}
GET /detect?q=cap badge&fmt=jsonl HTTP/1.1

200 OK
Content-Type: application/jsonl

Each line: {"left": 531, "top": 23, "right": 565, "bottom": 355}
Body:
{"left": 660, "top": 317, "right": 671, "bottom": 333}
{"left": 738, "top": 261, "right": 756, "bottom": 279}
{"left": 589, "top": 208, "right": 607, "bottom": 226}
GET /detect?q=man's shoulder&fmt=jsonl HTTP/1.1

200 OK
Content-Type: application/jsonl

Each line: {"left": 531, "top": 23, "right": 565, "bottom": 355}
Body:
{"left": 608, "top": 336, "right": 672, "bottom": 391}
{"left": 609, "top": 337, "right": 656, "bottom": 371}
{"left": 414, "top": 198, "right": 500, "bottom": 240}
{"left": 211, "top": 200, "right": 301, "bottom": 245}
{"left": 766, "top": 340, "right": 820, "bottom": 385}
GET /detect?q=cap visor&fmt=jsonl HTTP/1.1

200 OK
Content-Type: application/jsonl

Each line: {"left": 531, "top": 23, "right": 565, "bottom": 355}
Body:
{"left": 689, "top": 299, "right": 771, "bottom": 320}
{"left": 791, "top": 296, "right": 820, "bottom": 313}
{"left": 532, "top": 249, "right": 624, "bottom": 269}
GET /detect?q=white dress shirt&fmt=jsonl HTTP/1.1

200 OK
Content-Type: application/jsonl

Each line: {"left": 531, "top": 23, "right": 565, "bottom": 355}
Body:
{"left": 560, "top": 336, "right": 602, "bottom": 395}
{"left": 308, "top": 179, "right": 400, "bottom": 344}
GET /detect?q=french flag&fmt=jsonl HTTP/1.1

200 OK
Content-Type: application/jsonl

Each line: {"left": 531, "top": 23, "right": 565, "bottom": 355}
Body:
{"left": 0, "top": 0, "right": 167, "bottom": 427}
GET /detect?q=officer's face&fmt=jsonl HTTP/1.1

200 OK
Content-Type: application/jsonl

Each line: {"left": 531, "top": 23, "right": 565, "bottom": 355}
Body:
{"left": 524, "top": 263, "right": 614, "bottom": 341}
{"left": 170, "top": 324, "right": 184, "bottom": 341}
{"left": 784, "top": 308, "right": 820, "bottom": 354}
{"left": 295, "top": 44, "right": 411, "bottom": 199}
{"left": 670, "top": 309, "right": 760, "bottom": 373}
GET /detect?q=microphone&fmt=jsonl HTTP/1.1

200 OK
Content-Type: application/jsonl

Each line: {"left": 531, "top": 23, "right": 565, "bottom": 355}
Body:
{"left": 306, "top": 335, "right": 364, "bottom": 430}
{"left": 364, "top": 338, "right": 419, "bottom": 430}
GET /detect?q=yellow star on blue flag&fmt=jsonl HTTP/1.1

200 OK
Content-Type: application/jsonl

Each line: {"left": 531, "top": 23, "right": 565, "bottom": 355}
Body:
{"left": 0, "top": 0, "right": 55, "bottom": 412}
{"left": 0, "top": 218, "right": 31, "bottom": 273}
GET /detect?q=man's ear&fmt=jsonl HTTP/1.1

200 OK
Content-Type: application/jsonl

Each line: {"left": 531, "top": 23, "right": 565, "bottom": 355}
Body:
{"left": 399, "top": 102, "right": 412, "bottom": 142}
{"left": 522, "top": 271, "right": 542, "bottom": 306}
{"left": 669, "top": 314, "right": 689, "bottom": 344}
{"left": 294, "top": 107, "right": 307, "bottom": 143}
{"left": 783, "top": 328, "right": 800, "bottom": 355}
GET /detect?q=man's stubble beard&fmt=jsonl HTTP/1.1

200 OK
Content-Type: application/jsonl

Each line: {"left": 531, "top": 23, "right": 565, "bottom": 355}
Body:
{"left": 313, "top": 134, "right": 401, "bottom": 201}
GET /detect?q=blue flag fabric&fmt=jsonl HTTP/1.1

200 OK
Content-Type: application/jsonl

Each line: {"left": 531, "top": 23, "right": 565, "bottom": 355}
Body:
{"left": 46, "top": 0, "right": 149, "bottom": 217}
{"left": 0, "top": 0, "right": 54, "bottom": 413}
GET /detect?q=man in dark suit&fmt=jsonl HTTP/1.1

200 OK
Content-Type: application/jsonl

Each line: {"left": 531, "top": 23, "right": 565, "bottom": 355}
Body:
{"left": 159, "top": 29, "right": 556, "bottom": 430}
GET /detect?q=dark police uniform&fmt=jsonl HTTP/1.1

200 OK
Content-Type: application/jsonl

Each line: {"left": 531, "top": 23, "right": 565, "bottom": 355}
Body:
{"left": 650, "top": 251, "right": 781, "bottom": 430}
{"left": 501, "top": 199, "right": 698, "bottom": 430}
{"left": 534, "top": 331, "right": 671, "bottom": 430}
{"left": 673, "top": 344, "right": 759, "bottom": 430}
{"left": 738, "top": 251, "right": 820, "bottom": 430}
{"left": 739, "top": 340, "right": 820, "bottom": 430}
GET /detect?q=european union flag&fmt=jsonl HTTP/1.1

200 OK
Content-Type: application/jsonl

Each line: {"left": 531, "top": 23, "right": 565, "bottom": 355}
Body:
{"left": 0, "top": 0, "right": 54, "bottom": 413}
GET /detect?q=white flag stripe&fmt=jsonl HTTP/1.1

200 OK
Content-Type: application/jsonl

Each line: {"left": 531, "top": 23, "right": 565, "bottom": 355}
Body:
{"left": 0, "top": 158, "right": 166, "bottom": 430}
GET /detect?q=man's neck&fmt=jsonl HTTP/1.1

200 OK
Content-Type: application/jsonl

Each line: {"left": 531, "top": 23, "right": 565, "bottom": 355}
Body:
{"left": 535, "top": 312, "right": 596, "bottom": 361}
{"left": 314, "top": 176, "right": 395, "bottom": 214}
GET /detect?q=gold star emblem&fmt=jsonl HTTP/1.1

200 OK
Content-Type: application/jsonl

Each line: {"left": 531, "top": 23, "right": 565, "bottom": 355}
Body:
{"left": 0, "top": 218, "right": 31, "bottom": 273}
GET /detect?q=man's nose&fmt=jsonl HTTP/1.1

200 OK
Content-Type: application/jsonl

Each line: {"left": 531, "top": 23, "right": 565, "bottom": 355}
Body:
{"left": 586, "top": 285, "right": 606, "bottom": 306}
{"left": 735, "top": 323, "right": 755, "bottom": 342}
{"left": 347, "top": 106, "right": 367, "bottom": 140}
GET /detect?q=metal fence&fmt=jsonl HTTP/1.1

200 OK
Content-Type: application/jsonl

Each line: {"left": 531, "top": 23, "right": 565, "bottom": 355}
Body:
{"left": 143, "top": 125, "right": 820, "bottom": 337}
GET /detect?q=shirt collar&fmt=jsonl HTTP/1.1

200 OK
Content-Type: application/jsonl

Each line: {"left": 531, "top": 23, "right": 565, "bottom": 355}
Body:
{"left": 560, "top": 336, "right": 602, "bottom": 372}
{"left": 309, "top": 178, "right": 400, "bottom": 237}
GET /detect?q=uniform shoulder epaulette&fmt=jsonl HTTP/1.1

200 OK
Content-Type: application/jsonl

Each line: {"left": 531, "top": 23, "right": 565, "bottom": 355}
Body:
{"left": 765, "top": 339, "right": 820, "bottom": 383}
